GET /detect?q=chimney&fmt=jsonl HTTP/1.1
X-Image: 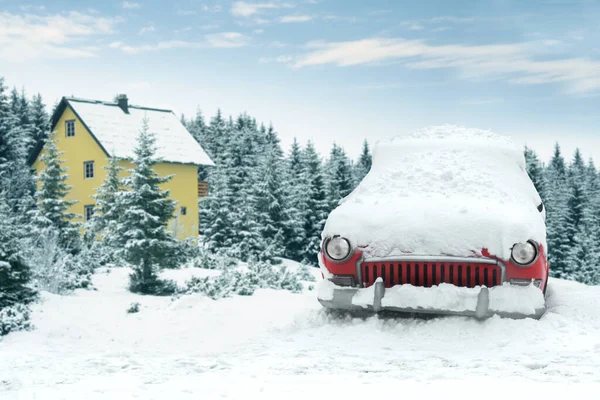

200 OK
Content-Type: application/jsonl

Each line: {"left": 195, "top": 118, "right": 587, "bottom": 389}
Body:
{"left": 116, "top": 94, "right": 129, "bottom": 114}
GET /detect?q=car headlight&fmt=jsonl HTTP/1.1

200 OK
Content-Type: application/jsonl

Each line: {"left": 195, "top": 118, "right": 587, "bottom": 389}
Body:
{"left": 324, "top": 236, "right": 352, "bottom": 262}
{"left": 511, "top": 241, "right": 538, "bottom": 266}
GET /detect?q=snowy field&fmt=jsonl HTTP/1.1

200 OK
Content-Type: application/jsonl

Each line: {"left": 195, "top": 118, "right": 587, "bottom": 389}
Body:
{"left": 1, "top": 264, "right": 600, "bottom": 399}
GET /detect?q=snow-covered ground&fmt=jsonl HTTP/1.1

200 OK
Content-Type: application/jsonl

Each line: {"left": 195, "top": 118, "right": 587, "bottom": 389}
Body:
{"left": 2, "top": 264, "right": 600, "bottom": 399}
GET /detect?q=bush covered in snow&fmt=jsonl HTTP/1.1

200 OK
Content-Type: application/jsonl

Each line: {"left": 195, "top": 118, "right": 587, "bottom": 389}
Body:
{"left": 127, "top": 302, "right": 140, "bottom": 314}
{"left": 24, "top": 229, "right": 100, "bottom": 294}
{"left": 179, "top": 260, "right": 304, "bottom": 299}
{"left": 0, "top": 303, "right": 32, "bottom": 336}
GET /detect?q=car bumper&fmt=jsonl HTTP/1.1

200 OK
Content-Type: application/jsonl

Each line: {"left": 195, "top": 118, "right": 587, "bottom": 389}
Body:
{"left": 317, "top": 278, "right": 546, "bottom": 320}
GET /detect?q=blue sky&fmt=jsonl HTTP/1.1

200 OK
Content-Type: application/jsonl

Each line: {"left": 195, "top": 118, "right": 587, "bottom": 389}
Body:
{"left": 1, "top": 0, "right": 600, "bottom": 162}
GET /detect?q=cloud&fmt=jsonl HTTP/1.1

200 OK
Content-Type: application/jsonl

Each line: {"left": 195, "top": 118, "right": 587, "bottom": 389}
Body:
{"left": 122, "top": 1, "right": 141, "bottom": 9}
{"left": 294, "top": 37, "right": 600, "bottom": 93}
{"left": 259, "top": 55, "right": 293, "bottom": 64}
{"left": 0, "top": 11, "right": 121, "bottom": 62}
{"left": 205, "top": 32, "right": 249, "bottom": 48}
{"left": 202, "top": 5, "right": 223, "bottom": 12}
{"left": 139, "top": 25, "right": 155, "bottom": 35}
{"left": 201, "top": 24, "right": 220, "bottom": 30}
{"left": 323, "top": 15, "right": 358, "bottom": 23}
{"left": 231, "top": 1, "right": 292, "bottom": 17}
{"left": 279, "top": 15, "right": 312, "bottom": 23}
{"left": 111, "top": 32, "right": 249, "bottom": 53}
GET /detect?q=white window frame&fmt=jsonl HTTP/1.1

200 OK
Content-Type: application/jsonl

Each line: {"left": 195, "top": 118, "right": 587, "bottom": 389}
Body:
{"left": 84, "top": 161, "right": 95, "bottom": 179}
{"left": 66, "top": 120, "right": 76, "bottom": 137}
{"left": 84, "top": 205, "right": 94, "bottom": 222}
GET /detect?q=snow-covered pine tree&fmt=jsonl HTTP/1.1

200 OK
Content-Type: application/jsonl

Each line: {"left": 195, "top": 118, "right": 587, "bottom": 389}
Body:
{"left": 354, "top": 139, "right": 372, "bottom": 183}
{"left": 524, "top": 146, "right": 546, "bottom": 201}
{"left": 202, "top": 161, "right": 235, "bottom": 251}
{"left": 205, "top": 109, "right": 229, "bottom": 163}
{"left": 300, "top": 141, "right": 328, "bottom": 264}
{"left": 91, "top": 156, "right": 122, "bottom": 240}
{"left": 31, "top": 132, "right": 81, "bottom": 251}
{"left": 283, "top": 138, "right": 307, "bottom": 261}
{"left": 109, "top": 119, "right": 177, "bottom": 294}
{"left": 226, "top": 117, "right": 264, "bottom": 260}
{"left": 265, "top": 123, "right": 284, "bottom": 158}
{"left": 28, "top": 93, "right": 49, "bottom": 153}
{"left": 0, "top": 194, "right": 37, "bottom": 333}
{"left": 254, "top": 148, "right": 287, "bottom": 263}
{"left": 545, "top": 143, "right": 572, "bottom": 279}
{"left": 325, "top": 143, "right": 355, "bottom": 212}
{"left": 0, "top": 79, "right": 35, "bottom": 218}
{"left": 187, "top": 108, "right": 207, "bottom": 143}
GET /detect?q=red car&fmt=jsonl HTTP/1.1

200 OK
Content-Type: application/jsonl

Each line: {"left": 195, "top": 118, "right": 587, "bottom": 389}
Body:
{"left": 318, "top": 126, "right": 548, "bottom": 319}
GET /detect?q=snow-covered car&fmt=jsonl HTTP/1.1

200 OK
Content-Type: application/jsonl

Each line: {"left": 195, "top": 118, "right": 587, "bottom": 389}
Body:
{"left": 318, "top": 125, "right": 548, "bottom": 319}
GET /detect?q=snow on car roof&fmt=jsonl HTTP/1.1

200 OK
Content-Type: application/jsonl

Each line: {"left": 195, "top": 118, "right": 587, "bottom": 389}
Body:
{"left": 67, "top": 98, "right": 214, "bottom": 166}
{"left": 322, "top": 125, "right": 546, "bottom": 260}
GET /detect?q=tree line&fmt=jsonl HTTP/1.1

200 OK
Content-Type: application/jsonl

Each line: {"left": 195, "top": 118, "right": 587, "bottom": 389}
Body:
{"left": 181, "top": 109, "right": 372, "bottom": 265}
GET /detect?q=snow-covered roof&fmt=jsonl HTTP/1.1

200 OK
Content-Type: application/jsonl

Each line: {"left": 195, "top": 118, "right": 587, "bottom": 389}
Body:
{"left": 52, "top": 97, "right": 213, "bottom": 166}
{"left": 322, "top": 125, "right": 546, "bottom": 260}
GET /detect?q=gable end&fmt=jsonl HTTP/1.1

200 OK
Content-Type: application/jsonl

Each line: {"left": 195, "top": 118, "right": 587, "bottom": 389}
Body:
{"left": 28, "top": 98, "right": 111, "bottom": 166}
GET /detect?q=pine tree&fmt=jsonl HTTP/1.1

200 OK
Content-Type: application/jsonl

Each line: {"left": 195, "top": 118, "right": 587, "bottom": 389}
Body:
{"left": 91, "top": 156, "right": 122, "bottom": 238}
{"left": 204, "top": 109, "right": 229, "bottom": 162}
{"left": 254, "top": 149, "right": 287, "bottom": 262}
{"left": 545, "top": 143, "right": 571, "bottom": 279}
{"left": 226, "top": 119, "right": 264, "bottom": 260}
{"left": 0, "top": 195, "right": 37, "bottom": 313}
{"left": 300, "top": 141, "right": 328, "bottom": 264}
{"left": 283, "top": 138, "right": 307, "bottom": 261}
{"left": 28, "top": 93, "right": 49, "bottom": 153}
{"left": 325, "top": 143, "right": 355, "bottom": 212}
{"left": 108, "top": 119, "right": 177, "bottom": 294}
{"left": 32, "top": 132, "right": 81, "bottom": 250}
{"left": 354, "top": 139, "right": 372, "bottom": 183}
{"left": 524, "top": 146, "right": 545, "bottom": 201}
{"left": 202, "top": 161, "right": 235, "bottom": 251}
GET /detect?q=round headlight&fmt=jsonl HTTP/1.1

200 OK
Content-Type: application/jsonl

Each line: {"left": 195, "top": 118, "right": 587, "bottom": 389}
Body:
{"left": 325, "top": 237, "right": 352, "bottom": 261}
{"left": 511, "top": 241, "right": 538, "bottom": 266}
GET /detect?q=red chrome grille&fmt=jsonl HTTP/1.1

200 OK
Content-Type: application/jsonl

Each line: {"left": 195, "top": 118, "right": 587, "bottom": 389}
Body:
{"left": 361, "top": 260, "right": 502, "bottom": 288}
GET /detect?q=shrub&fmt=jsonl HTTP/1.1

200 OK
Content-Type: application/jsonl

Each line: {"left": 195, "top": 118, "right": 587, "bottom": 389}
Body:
{"left": 185, "top": 246, "right": 237, "bottom": 270}
{"left": 127, "top": 302, "right": 140, "bottom": 314}
{"left": 296, "top": 264, "right": 317, "bottom": 282}
{"left": 24, "top": 229, "right": 96, "bottom": 294}
{"left": 0, "top": 304, "right": 32, "bottom": 336}
{"left": 179, "top": 260, "right": 303, "bottom": 299}
{"left": 128, "top": 273, "right": 178, "bottom": 296}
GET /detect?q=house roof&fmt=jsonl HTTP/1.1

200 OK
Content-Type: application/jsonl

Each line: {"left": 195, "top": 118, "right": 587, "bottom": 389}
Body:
{"left": 30, "top": 96, "right": 214, "bottom": 166}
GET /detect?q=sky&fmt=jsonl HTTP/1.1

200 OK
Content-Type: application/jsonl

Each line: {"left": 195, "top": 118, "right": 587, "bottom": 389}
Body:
{"left": 1, "top": 0, "right": 600, "bottom": 163}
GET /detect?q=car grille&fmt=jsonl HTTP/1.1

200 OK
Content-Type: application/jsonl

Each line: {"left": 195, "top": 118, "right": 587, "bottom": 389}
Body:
{"left": 361, "top": 260, "right": 502, "bottom": 288}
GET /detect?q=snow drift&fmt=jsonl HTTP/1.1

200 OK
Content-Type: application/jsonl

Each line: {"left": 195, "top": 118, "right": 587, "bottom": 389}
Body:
{"left": 322, "top": 125, "right": 546, "bottom": 260}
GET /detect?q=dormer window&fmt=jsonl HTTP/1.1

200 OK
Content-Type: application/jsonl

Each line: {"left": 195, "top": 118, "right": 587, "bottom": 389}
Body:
{"left": 84, "top": 161, "right": 94, "bottom": 179}
{"left": 66, "top": 120, "right": 76, "bottom": 137}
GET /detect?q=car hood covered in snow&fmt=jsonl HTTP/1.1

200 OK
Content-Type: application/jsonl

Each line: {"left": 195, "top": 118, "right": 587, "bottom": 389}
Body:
{"left": 322, "top": 125, "right": 546, "bottom": 260}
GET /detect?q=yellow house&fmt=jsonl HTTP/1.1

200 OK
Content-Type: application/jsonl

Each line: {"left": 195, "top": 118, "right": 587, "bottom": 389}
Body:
{"left": 29, "top": 95, "right": 214, "bottom": 239}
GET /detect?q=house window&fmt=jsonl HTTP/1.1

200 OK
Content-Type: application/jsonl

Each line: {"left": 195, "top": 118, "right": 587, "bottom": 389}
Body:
{"left": 181, "top": 206, "right": 187, "bottom": 216}
{"left": 84, "top": 161, "right": 94, "bottom": 179}
{"left": 66, "top": 120, "right": 76, "bottom": 137}
{"left": 84, "top": 205, "right": 94, "bottom": 222}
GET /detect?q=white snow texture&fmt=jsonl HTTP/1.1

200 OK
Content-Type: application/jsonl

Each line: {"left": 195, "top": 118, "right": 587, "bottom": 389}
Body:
{"left": 323, "top": 125, "right": 546, "bottom": 260}
{"left": 1, "top": 266, "right": 600, "bottom": 399}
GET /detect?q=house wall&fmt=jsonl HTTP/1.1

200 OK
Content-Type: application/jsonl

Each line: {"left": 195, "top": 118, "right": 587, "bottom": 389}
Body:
{"left": 32, "top": 105, "right": 200, "bottom": 239}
